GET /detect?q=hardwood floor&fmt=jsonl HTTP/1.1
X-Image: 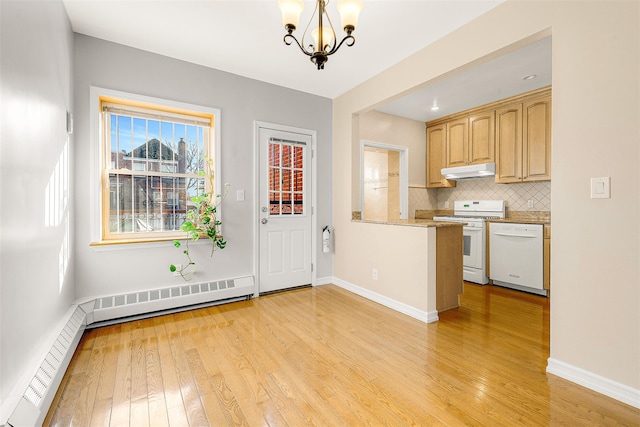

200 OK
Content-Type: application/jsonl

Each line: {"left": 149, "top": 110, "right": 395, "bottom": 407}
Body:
{"left": 44, "top": 283, "right": 640, "bottom": 426}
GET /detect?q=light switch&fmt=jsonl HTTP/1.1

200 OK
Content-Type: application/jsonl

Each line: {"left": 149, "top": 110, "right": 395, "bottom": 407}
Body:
{"left": 590, "top": 177, "right": 610, "bottom": 199}
{"left": 236, "top": 190, "right": 245, "bottom": 201}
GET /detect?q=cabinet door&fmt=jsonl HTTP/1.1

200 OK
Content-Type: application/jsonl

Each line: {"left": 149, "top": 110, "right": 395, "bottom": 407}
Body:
{"left": 446, "top": 118, "right": 468, "bottom": 167}
{"left": 523, "top": 95, "right": 551, "bottom": 182}
{"left": 468, "top": 110, "right": 495, "bottom": 165}
{"left": 426, "top": 124, "right": 455, "bottom": 188}
{"left": 495, "top": 103, "right": 522, "bottom": 183}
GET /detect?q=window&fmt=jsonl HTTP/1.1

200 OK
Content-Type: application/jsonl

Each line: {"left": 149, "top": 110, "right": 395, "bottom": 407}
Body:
{"left": 97, "top": 93, "right": 219, "bottom": 243}
{"left": 268, "top": 139, "right": 305, "bottom": 215}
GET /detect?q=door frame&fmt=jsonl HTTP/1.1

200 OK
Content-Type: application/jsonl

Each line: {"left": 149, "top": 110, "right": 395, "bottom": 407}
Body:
{"left": 359, "top": 140, "right": 409, "bottom": 220}
{"left": 254, "top": 121, "right": 317, "bottom": 297}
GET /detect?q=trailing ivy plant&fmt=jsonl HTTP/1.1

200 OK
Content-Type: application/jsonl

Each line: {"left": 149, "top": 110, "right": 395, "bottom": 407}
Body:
{"left": 170, "top": 157, "right": 229, "bottom": 281}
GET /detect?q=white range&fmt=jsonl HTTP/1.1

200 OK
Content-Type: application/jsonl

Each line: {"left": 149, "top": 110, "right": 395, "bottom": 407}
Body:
{"left": 433, "top": 200, "right": 505, "bottom": 285}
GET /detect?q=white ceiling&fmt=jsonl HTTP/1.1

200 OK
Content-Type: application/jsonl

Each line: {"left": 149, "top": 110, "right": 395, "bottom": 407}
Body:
{"left": 62, "top": 0, "right": 551, "bottom": 121}
{"left": 377, "top": 37, "right": 552, "bottom": 121}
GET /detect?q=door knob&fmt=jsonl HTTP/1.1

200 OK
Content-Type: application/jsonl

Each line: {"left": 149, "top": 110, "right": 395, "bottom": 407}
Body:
{"left": 261, "top": 218, "right": 268, "bottom": 224}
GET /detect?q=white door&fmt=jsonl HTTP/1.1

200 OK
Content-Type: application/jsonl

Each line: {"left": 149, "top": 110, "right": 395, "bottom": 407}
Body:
{"left": 258, "top": 126, "right": 312, "bottom": 293}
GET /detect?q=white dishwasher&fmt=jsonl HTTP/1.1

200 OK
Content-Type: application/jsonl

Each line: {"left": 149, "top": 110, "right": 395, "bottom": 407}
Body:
{"left": 489, "top": 222, "right": 546, "bottom": 296}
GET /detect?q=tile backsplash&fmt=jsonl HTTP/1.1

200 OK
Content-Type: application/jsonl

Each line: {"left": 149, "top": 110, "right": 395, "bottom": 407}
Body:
{"left": 409, "top": 177, "right": 551, "bottom": 217}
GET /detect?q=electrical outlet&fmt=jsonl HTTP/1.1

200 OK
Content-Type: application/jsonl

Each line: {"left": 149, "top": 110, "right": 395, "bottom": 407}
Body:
{"left": 173, "top": 264, "right": 182, "bottom": 277}
{"left": 372, "top": 268, "right": 378, "bottom": 280}
{"left": 528, "top": 199, "right": 535, "bottom": 208}
{"left": 444, "top": 201, "right": 450, "bottom": 209}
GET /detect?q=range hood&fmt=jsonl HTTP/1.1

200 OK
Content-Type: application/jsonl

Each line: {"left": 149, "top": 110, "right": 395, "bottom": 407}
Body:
{"left": 441, "top": 162, "right": 496, "bottom": 180}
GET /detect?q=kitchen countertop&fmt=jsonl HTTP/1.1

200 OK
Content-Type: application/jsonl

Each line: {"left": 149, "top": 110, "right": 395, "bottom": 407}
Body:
{"left": 352, "top": 218, "right": 466, "bottom": 228}
{"left": 416, "top": 209, "right": 551, "bottom": 226}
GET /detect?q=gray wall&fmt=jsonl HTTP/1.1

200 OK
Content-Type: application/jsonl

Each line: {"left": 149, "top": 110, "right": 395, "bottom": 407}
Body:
{"left": 0, "top": 0, "right": 76, "bottom": 413}
{"left": 73, "top": 35, "right": 333, "bottom": 299}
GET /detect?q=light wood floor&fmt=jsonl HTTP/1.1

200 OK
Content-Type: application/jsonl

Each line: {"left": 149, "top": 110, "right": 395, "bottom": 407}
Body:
{"left": 45, "top": 283, "right": 640, "bottom": 426}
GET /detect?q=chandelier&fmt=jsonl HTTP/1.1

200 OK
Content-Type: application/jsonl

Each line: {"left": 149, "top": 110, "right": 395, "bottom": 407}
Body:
{"left": 278, "top": 0, "right": 364, "bottom": 70}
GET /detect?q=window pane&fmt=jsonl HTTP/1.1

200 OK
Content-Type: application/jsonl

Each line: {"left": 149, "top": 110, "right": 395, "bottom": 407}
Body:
{"left": 282, "top": 145, "right": 291, "bottom": 168}
{"left": 108, "top": 172, "right": 203, "bottom": 233}
{"left": 269, "top": 143, "right": 280, "bottom": 167}
{"left": 282, "top": 192, "right": 292, "bottom": 215}
{"left": 294, "top": 192, "right": 303, "bottom": 214}
{"left": 294, "top": 146, "right": 303, "bottom": 169}
{"left": 270, "top": 192, "right": 280, "bottom": 214}
{"left": 270, "top": 168, "right": 280, "bottom": 192}
{"left": 282, "top": 168, "right": 291, "bottom": 192}
{"left": 294, "top": 169, "right": 303, "bottom": 192}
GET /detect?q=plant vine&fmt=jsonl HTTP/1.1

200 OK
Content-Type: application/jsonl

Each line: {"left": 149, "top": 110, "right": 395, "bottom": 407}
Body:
{"left": 169, "top": 157, "right": 229, "bottom": 281}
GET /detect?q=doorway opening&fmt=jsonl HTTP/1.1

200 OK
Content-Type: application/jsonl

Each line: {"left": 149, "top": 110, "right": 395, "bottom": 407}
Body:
{"left": 360, "top": 141, "right": 408, "bottom": 221}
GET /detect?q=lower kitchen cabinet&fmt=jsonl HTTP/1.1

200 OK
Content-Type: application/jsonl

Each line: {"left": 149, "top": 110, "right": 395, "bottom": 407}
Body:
{"left": 436, "top": 226, "right": 463, "bottom": 311}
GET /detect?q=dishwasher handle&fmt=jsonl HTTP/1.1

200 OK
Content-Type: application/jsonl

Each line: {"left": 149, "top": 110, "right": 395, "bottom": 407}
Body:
{"left": 492, "top": 232, "right": 538, "bottom": 238}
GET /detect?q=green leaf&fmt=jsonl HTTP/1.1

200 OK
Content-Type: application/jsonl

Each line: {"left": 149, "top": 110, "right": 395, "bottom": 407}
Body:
{"left": 173, "top": 240, "right": 181, "bottom": 248}
{"left": 169, "top": 264, "right": 177, "bottom": 272}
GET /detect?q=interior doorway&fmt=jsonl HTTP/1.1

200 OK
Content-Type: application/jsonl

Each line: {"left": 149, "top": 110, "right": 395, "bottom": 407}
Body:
{"left": 360, "top": 141, "right": 408, "bottom": 221}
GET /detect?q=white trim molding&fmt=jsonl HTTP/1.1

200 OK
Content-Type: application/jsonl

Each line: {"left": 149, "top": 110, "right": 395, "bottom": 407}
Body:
{"left": 253, "top": 121, "right": 318, "bottom": 295}
{"left": 547, "top": 358, "right": 640, "bottom": 409}
{"left": 3, "top": 276, "right": 255, "bottom": 426}
{"left": 331, "top": 277, "right": 438, "bottom": 323}
{"left": 314, "top": 276, "right": 334, "bottom": 286}
{"left": 88, "top": 86, "right": 222, "bottom": 245}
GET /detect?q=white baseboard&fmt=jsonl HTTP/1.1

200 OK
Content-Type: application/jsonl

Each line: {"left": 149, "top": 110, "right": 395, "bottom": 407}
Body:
{"left": 2, "top": 276, "right": 255, "bottom": 426}
{"left": 330, "top": 276, "right": 438, "bottom": 323}
{"left": 547, "top": 358, "right": 640, "bottom": 409}
{"left": 314, "top": 276, "right": 334, "bottom": 286}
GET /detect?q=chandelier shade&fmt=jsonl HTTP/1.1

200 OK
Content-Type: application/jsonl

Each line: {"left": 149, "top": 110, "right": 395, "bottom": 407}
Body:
{"left": 336, "top": 0, "right": 362, "bottom": 30}
{"left": 278, "top": 0, "right": 363, "bottom": 70}
{"left": 278, "top": 0, "right": 305, "bottom": 30}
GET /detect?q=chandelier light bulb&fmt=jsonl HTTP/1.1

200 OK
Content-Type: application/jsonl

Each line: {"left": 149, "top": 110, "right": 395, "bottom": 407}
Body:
{"left": 312, "top": 26, "right": 335, "bottom": 52}
{"left": 337, "top": 0, "right": 363, "bottom": 32}
{"left": 278, "top": 0, "right": 304, "bottom": 31}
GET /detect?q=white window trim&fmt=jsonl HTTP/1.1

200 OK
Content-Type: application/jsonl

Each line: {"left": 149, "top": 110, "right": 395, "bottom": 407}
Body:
{"left": 89, "top": 86, "right": 222, "bottom": 245}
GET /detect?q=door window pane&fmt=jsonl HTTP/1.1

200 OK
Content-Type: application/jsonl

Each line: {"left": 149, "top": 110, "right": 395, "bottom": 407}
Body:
{"left": 268, "top": 140, "right": 305, "bottom": 216}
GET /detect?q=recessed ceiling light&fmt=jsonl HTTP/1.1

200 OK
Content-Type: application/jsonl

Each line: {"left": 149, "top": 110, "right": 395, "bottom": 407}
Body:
{"left": 430, "top": 100, "right": 440, "bottom": 111}
{"left": 522, "top": 74, "right": 537, "bottom": 80}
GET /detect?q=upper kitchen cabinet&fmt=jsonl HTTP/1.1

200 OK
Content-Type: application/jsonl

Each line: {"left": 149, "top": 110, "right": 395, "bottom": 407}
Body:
{"left": 468, "top": 110, "right": 495, "bottom": 165}
{"left": 495, "top": 103, "right": 523, "bottom": 183}
{"left": 523, "top": 95, "right": 552, "bottom": 181}
{"left": 426, "top": 124, "right": 456, "bottom": 188}
{"left": 446, "top": 118, "right": 468, "bottom": 167}
{"left": 445, "top": 110, "right": 494, "bottom": 168}
{"left": 427, "top": 87, "right": 551, "bottom": 185}
{"left": 496, "top": 91, "right": 551, "bottom": 183}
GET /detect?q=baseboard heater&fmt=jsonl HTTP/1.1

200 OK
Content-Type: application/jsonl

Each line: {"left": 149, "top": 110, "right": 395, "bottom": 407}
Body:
{"left": 6, "top": 275, "right": 255, "bottom": 427}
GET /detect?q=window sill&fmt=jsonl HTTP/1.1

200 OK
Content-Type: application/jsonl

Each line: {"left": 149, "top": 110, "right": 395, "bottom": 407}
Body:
{"left": 90, "top": 237, "right": 178, "bottom": 246}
